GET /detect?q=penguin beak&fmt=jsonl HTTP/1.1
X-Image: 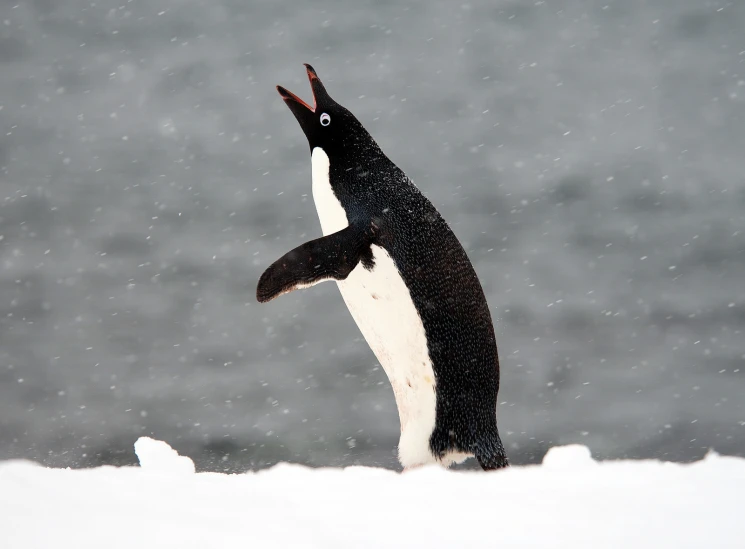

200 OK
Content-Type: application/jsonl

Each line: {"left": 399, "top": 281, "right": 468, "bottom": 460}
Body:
{"left": 277, "top": 64, "right": 331, "bottom": 135}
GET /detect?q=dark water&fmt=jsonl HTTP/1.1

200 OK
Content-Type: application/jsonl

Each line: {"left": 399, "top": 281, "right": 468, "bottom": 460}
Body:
{"left": 0, "top": 0, "right": 743, "bottom": 472}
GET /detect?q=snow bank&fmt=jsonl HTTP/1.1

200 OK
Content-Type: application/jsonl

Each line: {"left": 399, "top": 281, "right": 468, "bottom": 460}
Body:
{"left": 1, "top": 438, "right": 743, "bottom": 549}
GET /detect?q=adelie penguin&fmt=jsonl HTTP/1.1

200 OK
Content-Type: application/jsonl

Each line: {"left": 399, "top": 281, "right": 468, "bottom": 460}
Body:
{"left": 257, "top": 64, "right": 508, "bottom": 471}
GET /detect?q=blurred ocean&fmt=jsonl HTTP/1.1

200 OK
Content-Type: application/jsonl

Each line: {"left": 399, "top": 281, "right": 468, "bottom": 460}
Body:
{"left": 0, "top": 0, "right": 743, "bottom": 471}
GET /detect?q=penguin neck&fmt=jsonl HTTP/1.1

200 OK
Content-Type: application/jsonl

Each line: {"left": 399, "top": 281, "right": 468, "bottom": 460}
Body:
{"left": 309, "top": 144, "right": 393, "bottom": 235}
{"left": 311, "top": 147, "right": 349, "bottom": 236}
{"left": 310, "top": 134, "right": 387, "bottom": 172}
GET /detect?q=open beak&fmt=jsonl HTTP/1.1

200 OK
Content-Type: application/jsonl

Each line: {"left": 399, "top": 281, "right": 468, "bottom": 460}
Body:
{"left": 277, "top": 64, "right": 318, "bottom": 112}
{"left": 277, "top": 64, "right": 331, "bottom": 139}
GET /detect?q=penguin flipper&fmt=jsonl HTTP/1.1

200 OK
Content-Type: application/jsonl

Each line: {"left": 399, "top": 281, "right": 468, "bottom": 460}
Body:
{"left": 256, "top": 224, "right": 376, "bottom": 303}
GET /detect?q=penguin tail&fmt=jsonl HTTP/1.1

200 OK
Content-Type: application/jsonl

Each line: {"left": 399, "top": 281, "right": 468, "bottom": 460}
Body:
{"left": 475, "top": 451, "right": 509, "bottom": 471}
{"left": 430, "top": 424, "right": 509, "bottom": 470}
{"left": 473, "top": 437, "right": 509, "bottom": 471}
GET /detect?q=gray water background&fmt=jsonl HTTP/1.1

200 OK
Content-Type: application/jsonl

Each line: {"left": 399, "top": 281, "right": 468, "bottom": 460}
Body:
{"left": 0, "top": 0, "right": 743, "bottom": 472}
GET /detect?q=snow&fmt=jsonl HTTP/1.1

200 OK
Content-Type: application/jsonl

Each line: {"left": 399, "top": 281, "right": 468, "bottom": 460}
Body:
{"left": 134, "top": 436, "right": 196, "bottom": 475}
{"left": 1, "top": 438, "right": 744, "bottom": 549}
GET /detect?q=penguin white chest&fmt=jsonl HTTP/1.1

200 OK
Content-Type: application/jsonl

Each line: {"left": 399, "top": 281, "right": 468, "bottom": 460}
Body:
{"left": 310, "top": 148, "right": 439, "bottom": 468}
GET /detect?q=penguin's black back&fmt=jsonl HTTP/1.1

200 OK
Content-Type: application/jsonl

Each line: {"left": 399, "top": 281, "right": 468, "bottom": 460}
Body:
{"left": 328, "top": 155, "right": 507, "bottom": 468}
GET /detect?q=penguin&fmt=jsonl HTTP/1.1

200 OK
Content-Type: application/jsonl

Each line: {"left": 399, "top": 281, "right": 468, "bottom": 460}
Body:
{"left": 256, "top": 64, "right": 508, "bottom": 471}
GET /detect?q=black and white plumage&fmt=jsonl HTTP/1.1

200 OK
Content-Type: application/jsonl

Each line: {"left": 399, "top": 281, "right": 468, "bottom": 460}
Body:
{"left": 257, "top": 65, "right": 508, "bottom": 471}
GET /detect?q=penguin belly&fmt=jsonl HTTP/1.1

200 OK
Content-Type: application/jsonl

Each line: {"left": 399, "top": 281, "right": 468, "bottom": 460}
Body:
{"left": 310, "top": 148, "right": 467, "bottom": 468}
{"left": 338, "top": 248, "right": 439, "bottom": 468}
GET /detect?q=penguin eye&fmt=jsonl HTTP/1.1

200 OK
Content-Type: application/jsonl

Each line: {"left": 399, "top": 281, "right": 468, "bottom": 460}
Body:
{"left": 320, "top": 113, "right": 331, "bottom": 127}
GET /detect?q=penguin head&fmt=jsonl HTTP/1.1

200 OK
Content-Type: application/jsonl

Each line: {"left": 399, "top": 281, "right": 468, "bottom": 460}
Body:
{"left": 277, "top": 64, "right": 377, "bottom": 160}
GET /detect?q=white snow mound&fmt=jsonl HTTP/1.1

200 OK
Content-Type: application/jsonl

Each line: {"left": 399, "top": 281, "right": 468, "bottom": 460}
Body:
{"left": 1, "top": 438, "right": 744, "bottom": 549}
{"left": 134, "top": 436, "right": 195, "bottom": 475}
{"left": 541, "top": 442, "right": 597, "bottom": 470}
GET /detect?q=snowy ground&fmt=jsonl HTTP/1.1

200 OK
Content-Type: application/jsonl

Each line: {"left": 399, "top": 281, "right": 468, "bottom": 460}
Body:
{"left": 1, "top": 438, "right": 743, "bottom": 548}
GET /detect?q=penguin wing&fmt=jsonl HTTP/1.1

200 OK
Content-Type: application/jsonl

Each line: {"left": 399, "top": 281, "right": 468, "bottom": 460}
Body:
{"left": 256, "top": 222, "right": 376, "bottom": 303}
